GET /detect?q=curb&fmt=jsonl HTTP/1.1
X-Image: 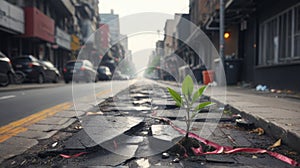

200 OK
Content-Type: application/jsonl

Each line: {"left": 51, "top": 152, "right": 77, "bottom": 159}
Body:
{"left": 156, "top": 80, "right": 300, "bottom": 153}
{"left": 0, "top": 83, "right": 65, "bottom": 92}
{"left": 227, "top": 105, "right": 300, "bottom": 153}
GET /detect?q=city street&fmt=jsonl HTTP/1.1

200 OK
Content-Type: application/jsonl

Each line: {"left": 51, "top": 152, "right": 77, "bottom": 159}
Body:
{"left": 1, "top": 0, "right": 300, "bottom": 167}
{"left": 0, "top": 80, "right": 134, "bottom": 143}
{"left": 0, "top": 82, "right": 109, "bottom": 126}
{"left": 0, "top": 79, "right": 299, "bottom": 167}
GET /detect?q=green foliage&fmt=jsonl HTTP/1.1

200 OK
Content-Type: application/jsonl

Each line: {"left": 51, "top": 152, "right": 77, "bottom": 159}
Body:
{"left": 182, "top": 75, "right": 194, "bottom": 99}
{"left": 146, "top": 56, "right": 161, "bottom": 74}
{"left": 194, "top": 102, "right": 214, "bottom": 111}
{"left": 167, "top": 87, "right": 182, "bottom": 107}
{"left": 192, "top": 86, "right": 206, "bottom": 104}
{"left": 167, "top": 75, "right": 215, "bottom": 135}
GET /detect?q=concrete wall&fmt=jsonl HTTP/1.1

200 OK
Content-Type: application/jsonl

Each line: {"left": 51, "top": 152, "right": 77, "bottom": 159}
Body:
{"left": 239, "top": 17, "right": 256, "bottom": 83}
{"left": 224, "top": 25, "right": 239, "bottom": 57}
{"left": 243, "top": 0, "right": 300, "bottom": 90}
{"left": 255, "top": 64, "right": 300, "bottom": 91}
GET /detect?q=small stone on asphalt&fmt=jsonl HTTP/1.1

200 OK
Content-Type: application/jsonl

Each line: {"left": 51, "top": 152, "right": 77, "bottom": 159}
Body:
{"left": 51, "top": 142, "right": 58, "bottom": 148}
{"left": 173, "top": 157, "right": 180, "bottom": 163}
{"left": 162, "top": 152, "right": 170, "bottom": 159}
{"left": 10, "top": 161, "right": 15, "bottom": 165}
{"left": 140, "top": 131, "right": 148, "bottom": 136}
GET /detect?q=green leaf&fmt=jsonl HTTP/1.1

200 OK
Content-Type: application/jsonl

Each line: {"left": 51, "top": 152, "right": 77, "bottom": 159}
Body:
{"left": 192, "top": 86, "right": 207, "bottom": 104}
{"left": 175, "top": 102, "right": 182, "bottom": 107}
{"left": 191, "top": 112, "right": 198, "bottom": 119}
{"left": 167, "top": 87, "right": 183, "bottom": 107}
{"left": 194, "top": 102, "right": 215, "bottom": 111}
{"left": 182, "top": 75, "right": 194, "bottom": 99}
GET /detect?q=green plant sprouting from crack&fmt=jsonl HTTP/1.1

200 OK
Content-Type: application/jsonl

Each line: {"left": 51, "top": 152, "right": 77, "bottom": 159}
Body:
{"left": 167, "top": 75, "right": 215, "bottom": 138}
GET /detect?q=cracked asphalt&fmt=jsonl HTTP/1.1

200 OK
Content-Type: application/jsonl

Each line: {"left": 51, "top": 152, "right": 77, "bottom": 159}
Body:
{"left": 1, "top": 80, "right": 299, "bottom": 167}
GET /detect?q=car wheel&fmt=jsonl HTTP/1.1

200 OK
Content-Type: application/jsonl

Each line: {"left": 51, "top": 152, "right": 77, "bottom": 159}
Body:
{"left": 53, "top": 75, "right": 59, "bottom": 83}
{"left": 65, "top": 80, "right": 69, "bottom": 84}
{"left": 14, "top": 71, "right": 25, "bottom": 84}
{"left": 0, "top": 73, "right": 9, "bottom": 87}
{"left": 37, "top": 74, "right": 44, "bottom": 84}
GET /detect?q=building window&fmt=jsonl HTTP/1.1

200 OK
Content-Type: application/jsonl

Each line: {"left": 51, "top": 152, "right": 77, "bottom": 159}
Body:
{"left": 295, "top": 5, "right": 300, "bottom": 57}
{"left": 259, "top": 4, "right": 300, "bottom": 65}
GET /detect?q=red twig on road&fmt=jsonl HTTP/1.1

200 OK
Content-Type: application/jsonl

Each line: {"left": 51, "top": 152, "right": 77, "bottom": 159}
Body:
{"left": 160, "top": 117, "right": 300, "bottom": 167}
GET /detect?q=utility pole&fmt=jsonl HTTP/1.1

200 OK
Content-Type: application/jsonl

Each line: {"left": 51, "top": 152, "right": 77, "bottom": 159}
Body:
{"left": 220, "top": 0, "right": 225, "bottom": 62}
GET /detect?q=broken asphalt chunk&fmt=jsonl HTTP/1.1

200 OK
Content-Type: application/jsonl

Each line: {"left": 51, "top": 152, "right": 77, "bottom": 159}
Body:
{"left": 235, "top": 119, "right": 254, "bottom": 129}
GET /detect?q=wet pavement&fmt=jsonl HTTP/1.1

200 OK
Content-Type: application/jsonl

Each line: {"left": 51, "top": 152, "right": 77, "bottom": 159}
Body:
{"left": 1, "top": 81, "right": 299, "bottom": 167}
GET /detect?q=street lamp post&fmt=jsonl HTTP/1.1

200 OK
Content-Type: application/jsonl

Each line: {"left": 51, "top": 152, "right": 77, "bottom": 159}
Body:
{"left": 220, "top": 0, "right": 225, "bottom": 63}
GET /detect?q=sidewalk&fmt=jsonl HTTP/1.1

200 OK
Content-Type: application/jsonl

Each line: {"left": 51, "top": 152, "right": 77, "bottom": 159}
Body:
{"left": 217, "top": 86, "right": 300, "bottom": 153}
{"left": 161, "top": 80, "right": 300, "bottom": 153}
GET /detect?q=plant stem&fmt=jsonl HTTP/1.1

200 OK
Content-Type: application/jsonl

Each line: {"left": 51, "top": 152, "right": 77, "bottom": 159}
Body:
{"left": 185, "top": 102, "right": 190, "bottom": 138}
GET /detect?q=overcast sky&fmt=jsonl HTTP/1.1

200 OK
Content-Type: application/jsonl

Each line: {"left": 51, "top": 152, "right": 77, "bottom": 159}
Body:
{"left": 98, "top": 0, "right": 189, "bottom": 74}
{"left": 99, "top": 0, "right": 189, "bottom": 17}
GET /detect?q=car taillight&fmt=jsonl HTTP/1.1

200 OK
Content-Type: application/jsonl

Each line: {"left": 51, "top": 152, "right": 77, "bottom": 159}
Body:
{"left": 80, "top": 67, "right": 85, "bottom": 71}
{"left": 28, "top": 63, "right": 33, "bottom": 68}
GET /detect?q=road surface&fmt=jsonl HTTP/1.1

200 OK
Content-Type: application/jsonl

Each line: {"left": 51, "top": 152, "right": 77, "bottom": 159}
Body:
{"left": 0, "top": 80, "right": 135, "bottom": 127}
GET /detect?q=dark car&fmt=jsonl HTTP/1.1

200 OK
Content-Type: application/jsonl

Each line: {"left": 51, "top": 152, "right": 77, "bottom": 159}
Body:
{"left": 40, "top": 61, "right": 60, "bottom": 83}
{"left": 112, "top": 71, "right": 129, "bottom": 80}
{"left": 0, "top": 52, "right": 15, "bottom": 86}
{"left": 100, "top": 59, "right": 116, "bottom": 74}
{"left": 63, "top": 60, "right": 98, "bottom": 83}
{"left": 97, "top": 66, "right": 112, "bottom": 80}
{"left": 12, "top": 55, "right": 59, "bottom": 83}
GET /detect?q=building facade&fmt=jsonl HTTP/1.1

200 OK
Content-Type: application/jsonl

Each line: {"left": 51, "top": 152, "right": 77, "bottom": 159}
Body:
{"left": 185, "top": 0, "right": 300, "bottom": 91}
{"left": 100, "top": 10, "right": 120, "bottom": 44}
{"left": 99, "top": 23, "right": 110, "bottom": 54}
{"left": 1, "top": 0, "right": 99, "bottom": 73}
{"left": 119, "top": 34, "right": 128, "bottom": 57}
{"left": 0, "top": 0, "right": 24, "bottom": 58}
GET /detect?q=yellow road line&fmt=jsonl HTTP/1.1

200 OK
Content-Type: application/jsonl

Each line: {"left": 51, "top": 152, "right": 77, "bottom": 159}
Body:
{"left": 0, "top": 102, "right": 72, "bottom": 143}
{"left": 0, "top": 89, "right": 112, "bottom": 143}
{"left": 0, "top": 127, "right": 27, "bottom": 142}
{"left": 96, "top": 89, "right": 112, "bottom": 97}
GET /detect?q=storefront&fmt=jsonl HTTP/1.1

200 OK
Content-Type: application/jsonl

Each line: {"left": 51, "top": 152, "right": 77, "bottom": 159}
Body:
{"left": 0, "top": 0, "right": 24, "bottom": 57}
{"left": 71, "top": 34, "right": 80, "bottom": 57}
{"left": 22, "top": 7, "right": 55, "bottom": 60}
{"left": 53, "top": 27, "right": 71, "bottom": 72}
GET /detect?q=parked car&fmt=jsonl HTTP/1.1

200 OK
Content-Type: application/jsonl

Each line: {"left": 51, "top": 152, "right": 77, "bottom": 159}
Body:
{"left": 112, "top": 71, "right": 129, "bottom": 80}
{"left": 63, "top": 60, "right": 98, "bottom": 83}
{"left": 97, "top": 66, "right": 112, "bottom": 80}
{"left": 40, "top": 61, "right": 60, "bottom": 83}
{"left": 0, "top": 52, "right": 15, "bottom": 86}
{"left": 12, "top": 55, "right": 59, "bottom": 83}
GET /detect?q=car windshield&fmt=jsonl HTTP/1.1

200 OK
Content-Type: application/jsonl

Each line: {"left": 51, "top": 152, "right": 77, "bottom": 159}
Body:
{"left": 66, "top": 62, "right": 82, "bottom": 69}
{"left": 74, "top": 62, "right": 83, "bottom": 69}
{"left": 13, "top": 57, "right": 31, "bottom": 63}
{"left": 98, "top": 68, "right": 105, "bottom": 72}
